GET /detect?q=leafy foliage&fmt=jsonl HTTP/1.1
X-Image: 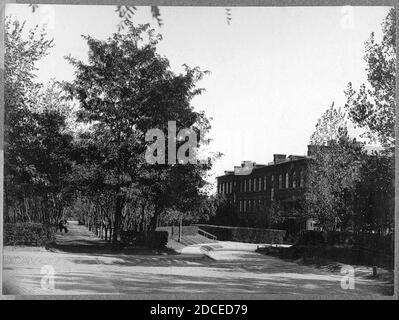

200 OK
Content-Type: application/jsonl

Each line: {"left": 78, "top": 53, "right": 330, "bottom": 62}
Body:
{"left": 310, "top": 102, "right": 346, "bottom": 145}
{"left": 305, "top": 106, "right": 365, "bottom": 231}
{"left": 345, "top": 8, "right": 395, "bottom": 149}
{"left": 29, "top": 4, "right": 231, "bottom": 30}
{"left": 63, "top": 22, "right": 215, "bottom": 242}
{"left": 4, "top": 18, "right": 73, "bottom": 225}
{"left": 5, "top": 16, "right": 218, "bottom": 248}
{"left": 4, "top": 222, "right": 56, "bottom": 246}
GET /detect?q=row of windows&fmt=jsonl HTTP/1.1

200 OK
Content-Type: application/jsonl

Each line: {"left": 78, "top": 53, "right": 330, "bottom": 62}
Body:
{"left": 277, "top": 171, "right": 304, "bottom": 189}
{"left": 218, "top": 170, "right": 304, "bottom": 194}
{"left": 219, "top": 181, "right": 234, "bottom": 194}
{"left": 239, "top": 199, "right": 269, "bottom": 213}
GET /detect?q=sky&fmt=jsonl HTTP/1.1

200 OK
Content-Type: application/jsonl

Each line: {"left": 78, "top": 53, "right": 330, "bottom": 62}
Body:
{"left": 5, "top": 4, "right": 392, "bottom": 185}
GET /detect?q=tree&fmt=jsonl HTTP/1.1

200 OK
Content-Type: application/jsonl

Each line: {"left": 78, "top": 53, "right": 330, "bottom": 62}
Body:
{"left": 353, "top": 153, "right": 394, "bottom": 234}
{"left": 310, "top": 102, "right": 347, "bottom": 145}
{"left": 65, "top": 22, "right": 214, "bottom": 244}
{"left": 305, "top": 106, "right": 365, "bottom": 231}
{"left": 344, "top": 8, "right": 395, "bottom": 234}
{"left": 4, "top": 17, "right": 73, "bottom": 224}
{"left": 345, "top": 8, "right": 395, "bottom": 149}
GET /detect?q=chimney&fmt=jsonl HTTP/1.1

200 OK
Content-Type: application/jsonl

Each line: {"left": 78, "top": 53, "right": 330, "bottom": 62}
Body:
{"left": 235, "top": 161, "right": 255, "bottom": 175}
{"left": 273, "top": 154, "right": 286, "bottom": 164}
{"left": 241, "top": 161, "right": 255, "bottom": 168}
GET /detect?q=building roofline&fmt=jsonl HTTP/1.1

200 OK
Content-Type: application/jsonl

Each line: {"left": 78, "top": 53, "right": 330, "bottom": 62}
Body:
{"left": 216, "top": 156, "right": 310, "bottom": 179}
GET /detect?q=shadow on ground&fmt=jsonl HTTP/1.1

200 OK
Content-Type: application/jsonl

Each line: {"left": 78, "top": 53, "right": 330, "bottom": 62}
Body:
{"left": 48, "top": 221, "right": 179, "bottom": 256}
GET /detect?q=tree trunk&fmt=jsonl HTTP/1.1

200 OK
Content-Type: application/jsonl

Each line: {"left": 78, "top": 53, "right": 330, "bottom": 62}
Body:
{"left": 149, "top": 206, "right": 161, "bottom": 231}
{"left": 140, "top": 203, "right": 146, "bottom": 232}
{"left": 112, "top": 194, "right": 124, "bottom": 245}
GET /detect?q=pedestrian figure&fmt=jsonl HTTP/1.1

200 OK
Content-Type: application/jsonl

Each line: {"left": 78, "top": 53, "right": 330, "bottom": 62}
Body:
{"left": 58, "top": 219, "right": 68, "bottom": 233}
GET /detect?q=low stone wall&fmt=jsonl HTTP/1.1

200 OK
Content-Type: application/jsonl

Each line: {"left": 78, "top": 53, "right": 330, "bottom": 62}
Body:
{"left": 156, "top": 225, "right": 199, "bottom": 240}
{"left": 194, "top": 224, "right": 286, "bottom": 244}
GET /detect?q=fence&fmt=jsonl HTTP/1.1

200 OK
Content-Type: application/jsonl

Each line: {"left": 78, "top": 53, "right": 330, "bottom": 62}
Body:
{"left": 194, "top": 224, "right": 286, "bottom": 244}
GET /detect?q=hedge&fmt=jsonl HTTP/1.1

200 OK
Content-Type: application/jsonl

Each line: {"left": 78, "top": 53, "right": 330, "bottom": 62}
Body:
{"left": 195, "top": 224, "right": 286, "bottom": 244}
{"left": 292, "top": 231, "right": 394, "bottom": 269}
{"left": 297, "top": 230, "right": 393, "bottom": 248}
{"left": 4, "top": 223, "right": 56, "bottom": 246}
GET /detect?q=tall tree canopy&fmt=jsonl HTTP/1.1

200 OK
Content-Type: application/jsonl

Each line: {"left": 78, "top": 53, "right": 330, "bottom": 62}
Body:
{"left": 310, "top": 102, "right": 347, "bottom": 145}
{"left": 4, "top": 18, "right": 74, "bottom": 223}
{"left": 344, "top": 8, "right": 395, "bottom": 234}
{"left": 306, "top": 105, "right": 365, "bottom": 231}
{"left": 65, "top": 22, "right": 214, "bottom": 242}
{"left": 345, "top": 8, "right": 395, "bottom": 149}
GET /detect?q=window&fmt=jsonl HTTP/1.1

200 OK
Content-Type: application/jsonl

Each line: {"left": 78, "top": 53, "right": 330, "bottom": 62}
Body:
{"left": 300, "top": 170, "right": 304, "bottom": 187}
{"left": 258, "top": 177, "right": 262, "bottom": 191}
{"left": 249, "top": 179, "right": 252, "bottom": 192}
{"left": 279, "top": 175, "right": 282, "bottom": 189}
{"left": 292, "top": 172, "right": 296, "bottom": 188}
{"left": 271, "top": 187, "right": 274, "bottom": 200}
{"left": 244, "top": 200, "right": 247, "bottom": 212}
{"left": 285, "top": 173, "right": 289, "bottom": 188}
{"left": 264, "top": 176, "right": 267, "bottom": 191}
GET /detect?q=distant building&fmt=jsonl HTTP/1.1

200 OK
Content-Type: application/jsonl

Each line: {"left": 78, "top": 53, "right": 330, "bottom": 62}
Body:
{"left": 216, "top": 146, "right": 317, "bottom": 234}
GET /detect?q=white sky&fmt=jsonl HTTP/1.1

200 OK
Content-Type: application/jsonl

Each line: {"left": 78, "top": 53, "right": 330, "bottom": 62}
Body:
{"left": 6, "top": 4, "right": 392, "bottom": 185}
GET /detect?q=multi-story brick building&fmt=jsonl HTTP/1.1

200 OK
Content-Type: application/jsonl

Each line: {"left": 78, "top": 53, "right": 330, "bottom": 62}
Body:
{"left": 216, "top": 146, "right": 318, "bottom": 234}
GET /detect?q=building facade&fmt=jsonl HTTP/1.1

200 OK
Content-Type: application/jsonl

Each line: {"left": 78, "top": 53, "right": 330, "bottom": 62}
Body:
{"left": 216, "top": 146, "right": 317, "bottom": 234}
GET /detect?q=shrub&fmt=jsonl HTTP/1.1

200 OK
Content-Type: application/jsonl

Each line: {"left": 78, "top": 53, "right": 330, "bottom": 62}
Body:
{"left": 121, "top": 230, "right": 169, "bottom": 249}
{"left": 296, "top": 230, "right": 327, "bottom": 245}
{"left": 4, "top": 223, "right": 56, "bottom": 246}
{"left": 146, "top": 231, "right": 168, "bottom": 249}
{"left": 121, "top": 230, "right": 137, "bottom": 245}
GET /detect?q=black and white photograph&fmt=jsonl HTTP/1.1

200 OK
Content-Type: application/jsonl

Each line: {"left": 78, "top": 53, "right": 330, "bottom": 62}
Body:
{"left": 0, "top": 2, "right": 396, "bottom": 299}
